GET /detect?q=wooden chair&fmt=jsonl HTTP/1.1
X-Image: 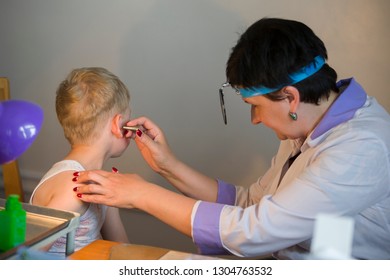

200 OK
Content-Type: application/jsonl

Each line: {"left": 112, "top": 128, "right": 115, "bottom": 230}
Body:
{"left": 0, "top": 77, "right": 25, "bottom": 202}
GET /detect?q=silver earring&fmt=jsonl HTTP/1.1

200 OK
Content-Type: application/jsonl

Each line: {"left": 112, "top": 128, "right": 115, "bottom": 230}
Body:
{"left": 289, "top": 112, "right": 298, "bottom": 121}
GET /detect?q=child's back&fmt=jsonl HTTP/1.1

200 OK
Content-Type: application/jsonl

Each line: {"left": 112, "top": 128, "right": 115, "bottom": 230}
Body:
{"left": 30, "top": 67, "right": 131, "bottom": 255}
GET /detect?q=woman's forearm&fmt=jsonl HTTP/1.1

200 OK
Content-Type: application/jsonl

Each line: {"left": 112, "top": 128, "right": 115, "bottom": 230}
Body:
{"left": 134, "top": 181, "right": 197, "bottom": 237}
{"left": 159, "top": 157, "right": 219, "bottom": 202}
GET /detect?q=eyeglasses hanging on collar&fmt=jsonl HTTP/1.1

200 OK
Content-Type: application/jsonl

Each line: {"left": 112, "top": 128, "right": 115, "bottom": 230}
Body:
{"left": 218, "top": 82, "right": 240, "bottom": 125}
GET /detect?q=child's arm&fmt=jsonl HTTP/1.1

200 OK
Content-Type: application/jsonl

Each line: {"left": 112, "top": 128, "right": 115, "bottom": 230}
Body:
{"left": 31, "top": 170, "right": 88, "bottom": 251}
{"left": 100, "top": 206, "right": 129, "bottom": 243}
{"left": 32, "top": 171, "right": 88, "bottom": 215}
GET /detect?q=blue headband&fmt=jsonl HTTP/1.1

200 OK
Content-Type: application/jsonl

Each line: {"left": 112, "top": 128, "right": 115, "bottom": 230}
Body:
{"left": 239, "top": 55, "right": 326, "bottom": 98}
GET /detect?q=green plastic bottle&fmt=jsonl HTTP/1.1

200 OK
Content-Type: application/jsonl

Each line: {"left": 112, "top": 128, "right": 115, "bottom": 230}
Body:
{"left": 0, "top": 195, "right": 27, "bottom": 252}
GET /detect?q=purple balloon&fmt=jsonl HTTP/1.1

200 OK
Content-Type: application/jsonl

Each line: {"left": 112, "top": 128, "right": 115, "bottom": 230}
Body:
{"left": 0, "top": 100, "right": 44, "bottom": 164}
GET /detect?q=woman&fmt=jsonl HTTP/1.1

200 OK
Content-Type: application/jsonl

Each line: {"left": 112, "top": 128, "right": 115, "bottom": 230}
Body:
{"left": 73, "top": 18, "right": 390, "bottom": 259}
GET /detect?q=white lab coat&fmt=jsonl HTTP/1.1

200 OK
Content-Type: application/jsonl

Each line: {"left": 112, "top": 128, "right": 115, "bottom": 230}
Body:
{"left": 192, "top": 78, "right": 390, "bottom": 260}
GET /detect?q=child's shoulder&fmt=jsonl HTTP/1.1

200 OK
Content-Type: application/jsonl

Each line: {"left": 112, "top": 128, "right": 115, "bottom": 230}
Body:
{"left": 32, "top": 160, "right": 87, "bottom": 214}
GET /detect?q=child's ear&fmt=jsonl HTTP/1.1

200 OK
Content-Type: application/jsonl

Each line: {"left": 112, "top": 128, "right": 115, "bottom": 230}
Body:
{"left": 111, "top": 114, "right": 124, "bottom": 138}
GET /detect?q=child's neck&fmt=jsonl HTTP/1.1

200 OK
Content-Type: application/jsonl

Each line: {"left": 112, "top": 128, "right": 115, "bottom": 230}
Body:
{"left": 64, "top": 144, "right": 108, "bottom": 170}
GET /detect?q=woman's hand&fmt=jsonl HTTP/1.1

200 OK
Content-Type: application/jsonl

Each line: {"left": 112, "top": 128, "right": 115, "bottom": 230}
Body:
{"left": 73, "top": 170, "right": 149, "bottom": 209}
{"left": 73, "top": 169, "right": 196, "bottom": 237}
{"left": 125, "top": 116, "right": 218, "bottom": 202}
{"left": 125, "top": 116, "right": 177, "bottom": 174}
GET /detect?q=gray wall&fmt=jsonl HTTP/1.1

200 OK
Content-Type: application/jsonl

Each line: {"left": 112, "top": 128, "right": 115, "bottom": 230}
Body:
{"left": 1, "top": 0, "right": 389, "bottom": 253}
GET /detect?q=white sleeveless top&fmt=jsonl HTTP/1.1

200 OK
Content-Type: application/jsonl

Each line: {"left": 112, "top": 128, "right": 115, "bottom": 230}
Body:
{"left": 30, "top": 160, "right": 107, "bottom": 255}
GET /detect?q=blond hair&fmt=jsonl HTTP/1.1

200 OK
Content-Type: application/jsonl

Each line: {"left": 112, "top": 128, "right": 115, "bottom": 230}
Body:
{"left": 56, "top": 67, "right": 130, "bottom": 145}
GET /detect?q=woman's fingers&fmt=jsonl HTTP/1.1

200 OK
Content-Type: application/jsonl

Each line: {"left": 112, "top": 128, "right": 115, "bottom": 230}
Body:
{"left": 73, "top": 170, "right": 111, "bottom": 196}
{"left": 126, "top": 116, "right": 162, "bottom": 141}
{"left": 74, "top": 183, "right": 115, "bottom": 206}
{"left": 74, "top": 169, "right": 109, "bottom": 185}
{"left": 72, "top": 170, "right": 138, "bottom": 208}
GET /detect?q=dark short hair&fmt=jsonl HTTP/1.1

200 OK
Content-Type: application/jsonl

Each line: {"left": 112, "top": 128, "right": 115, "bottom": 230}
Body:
{"left": 226, "top": 18, "right": 339, "bottom": 104}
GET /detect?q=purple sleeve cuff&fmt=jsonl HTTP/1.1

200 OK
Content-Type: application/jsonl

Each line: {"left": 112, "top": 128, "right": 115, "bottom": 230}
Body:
{"left": 216, "top": 179, "right": 236, "bottom": 205}
{"left": 192, "top": 201, "right": 231, "bottom": 255}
